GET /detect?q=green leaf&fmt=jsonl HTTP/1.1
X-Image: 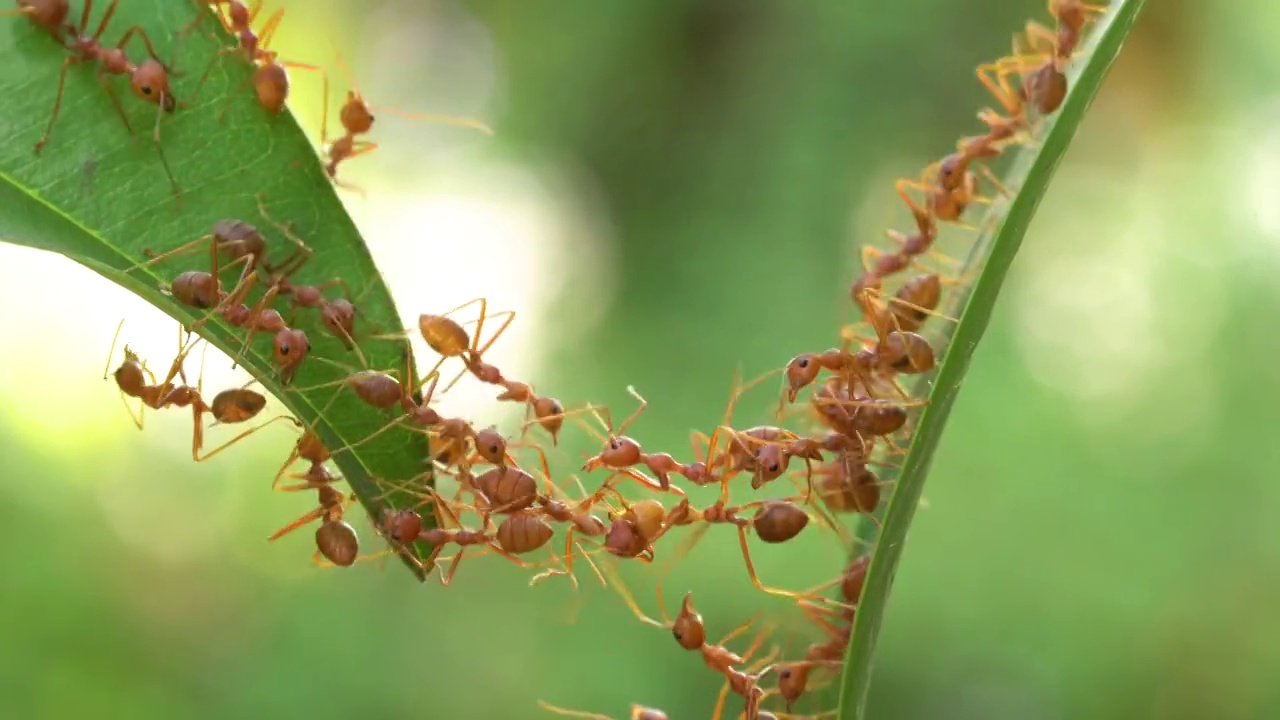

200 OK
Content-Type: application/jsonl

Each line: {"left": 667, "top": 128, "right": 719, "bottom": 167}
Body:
{"left": 0, "top": 0, "right": 437, "bottom": 578}
{"left": 835, "top": 1, "right": 1147, "bottom": 715}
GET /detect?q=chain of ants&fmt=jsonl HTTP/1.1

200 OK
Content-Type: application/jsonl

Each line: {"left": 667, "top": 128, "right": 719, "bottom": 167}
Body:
{"left": 6, "top": 0, "right": 1106, "bottom": 718}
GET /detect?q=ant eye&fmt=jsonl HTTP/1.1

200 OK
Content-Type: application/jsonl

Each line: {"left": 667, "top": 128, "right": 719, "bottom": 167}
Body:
{"left": 610, "top": 439, "right": 621, "bottom": 450}
{"left": 798, "top": 357, "right": 809, "bottom": 368}
{"left": 781, "top": 669, "right": 792, "bottom": 679}
{"left": 672, "top": 629, "right": 682, "bottom": 641}
{"left": 279, "top": 343, "right": 290, "bottom": 355}
{"left": 768, "top": 463, "right": 779, "bottom": 473}
{"left": 488, "top": 445, "right": 499, "bottom": 454}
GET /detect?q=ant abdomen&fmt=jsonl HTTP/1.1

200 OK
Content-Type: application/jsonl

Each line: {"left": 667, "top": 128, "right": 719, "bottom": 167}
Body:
{"left": 170, "top": 271, "right": 219, "bottom": 309}
{"left": 210, "top": 388, "right": 266, "bottom": 424}
{"left": 473, "top": 466, "right": 536, "bottom": 513}
{"left": 253, "top": 63, "right": 289, "bottom": 114}
{"left": 315, "top": 519, "right": 358, "bottom": 567}
{"left": 495, "top": 513, "right": 553, "bottom": 555}
{"left": 752, "top": 502, "right": 809, "bottom": 543}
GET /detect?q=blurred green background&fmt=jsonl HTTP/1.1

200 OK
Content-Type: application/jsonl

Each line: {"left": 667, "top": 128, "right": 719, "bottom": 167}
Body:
{"left": 3, "top": 0, "right": 1279, "bottom": 718}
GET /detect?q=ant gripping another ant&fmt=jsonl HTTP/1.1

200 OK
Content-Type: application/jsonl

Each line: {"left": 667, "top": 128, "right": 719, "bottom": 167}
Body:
{"left": 104, "top": 320, "right": 289, "bottom": 463}
{"left": 34, "top": 0, "right": 181, "bottom": 198}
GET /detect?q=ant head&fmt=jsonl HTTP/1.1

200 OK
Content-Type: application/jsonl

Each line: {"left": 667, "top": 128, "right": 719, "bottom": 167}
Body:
{"left": 776, "top": 662, "right": 809, "bottom": 706}
{"left": 472, "top": 428, "right": 506, "bottom": 464}
{"left": 340, "top": 92, "right": 375, "bottom": 135}
{"left": 381, "top": 508, "right": 423, "bottom": 544}
{"left": 603, "top": 516, "right": 638, "bottom": 557}
{"left": 272, "top": 328, "right": 311, "bottom": 381}
{"left": 671, "top": 594, "right": 705, "bottom": 650}
{"left": 130, "top": 60, "right": 173, "bottom": 111}
{"left": 784, "top": 354, "right": 821, "bottom": 401}
{"left": 601, "top": 435, "right": 642, "bottom": 467}
{"left": 320, "top": 301, "right": 357, "bottom": 350}
{"left": 253, "top": 63, "right": 290, "bottom": 114}
{"left": 752, "top": 445, "right": 787, "bottom": 486}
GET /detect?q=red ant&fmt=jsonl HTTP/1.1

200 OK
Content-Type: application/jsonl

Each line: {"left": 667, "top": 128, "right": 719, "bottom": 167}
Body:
{"left": 37, "top": 0, "right": 180, "bottom": 197}
{"left": 650, "top": 495, "right": 818, "bottom": 602}
{"left": 497, "top": 379, "right": 574, "bottom": 446}
{"left": 579, "top": 386, "right": 700, "bottom": 497}
{"left": 374, "top": 298, "right": 516, "bottom": 394}
{"left": 191, "top": 0, "right": 321, "bottom": 116}
{"left": 267, "top": 471, "right": 359, "bottom": 568}
{"left": 609, "top": 587, "right": 780, "bottom": 720}
{"left": 316, "top": 50, "right": 493, "bottom": 194}
{"left": 104, "top": 321, "right": 280, "bottom": 461}
{"left": 380, "top": 489, "right": 563, "bottom": 586}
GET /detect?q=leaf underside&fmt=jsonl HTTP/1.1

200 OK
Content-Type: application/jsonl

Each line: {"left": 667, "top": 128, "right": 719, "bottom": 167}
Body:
{"left": 835, "top": 1, "right": 1148, "bottom": 717}
{"left": 0, "top": 0, "right": 437, "bottom": 578}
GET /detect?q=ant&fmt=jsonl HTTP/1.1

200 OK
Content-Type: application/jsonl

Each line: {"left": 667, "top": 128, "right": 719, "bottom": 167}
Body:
{"left": 141, "top": 195, "right": 313, "bottom": 293}
{"left": 37, "top": 0, "right": 181, "bottom": 198}
{"left": 649, "top": 495, "right": 818, "bottom": 602}
{"left": 316, "top": 50, "right": 493, "bottom": 194}
{"left": 600, "top": 495, "right": 667, "bottom": 562}
{"left": 609, "top": 587, "right": 779, "bottom": 720}
{"left": 527, "top": 475, "right": 611, "bottom": 589}
{"left": 375, "top": 298, "right": 516, "bottom": 394}
{"left": 380, "top": 488, "right": 561, "bottom": 586}
{"left": 273, "top": 423, "right": 329, "bottom": 489}
{"left": 105, "top": 319, "right": 204, "bottom": 429}
{"left": 191, "top": 0, "right": 321, "bottom": 117}
{"left": 579, "top": 386, "right": 699, "bottom": 497}
{"left": 498, "top": 379, "right": 576, "bottom": 446}
{"left": 3, "top": 0, "right": 68, "bottom": 41}
{"left": 771, "top": 559, "right": 871, "bottom": 711}
{"left": 814, "top": 456, "right": 884, "bottom": 517}
{"left": 104, "top": 322, "right": 278, "bottom": 461}
{"left": 267, "top": 474, "right": 359, "bottom": 567}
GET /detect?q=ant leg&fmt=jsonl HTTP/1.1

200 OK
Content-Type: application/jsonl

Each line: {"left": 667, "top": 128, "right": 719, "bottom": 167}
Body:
{"left": 255, "top": 8, "right": 284, "bottom": 49}
{"left": 254, "top": 193, "right": 315, "bottom": 277}
{"left": 736, "top": 526, "right": 809, "bottom": 602}
{"left": 367, "top": 104, "right": 495, "bottom": 135}
{"left": 33, "top": 57, "right": 78, "bottom": 153}
{"left": 616, "top": 385, "right": 649, "bottom": 437}
{"left": 267, "top": 505, "right": 325, "bottom": 541}
{"left": 114, "top": 25, "right": 167, "bottom": 66}
{"left": 438, "top": 547, "right": 466, "bottom": 587}
{"left": 194, "top": 46, "right": 241, "bottom": 102}
{"left": 231, "top": 281, "right": 283, "bottom": 364}
{"left": 1022, "top": 20, "right": 1058, "bottom": 54}
{"left": 470, "top": 308, "right": 516, "bottom": 359}
{"left": 974, "top": 61, "right": 1024, "bottom": 115}
{"left": 90, "top": 0, "right": 118, "bottom": 42}
{"left": 195, "top": 415, "right": 298, "bottom": 462}
{"left": 95, "top": 68, "right": 136, "bottom": 142}
{"left": 535, "top": 702, "right": 614, "bottom": 720}
{"left": 131, "top": 234, "right": 216, "bottom": 272}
